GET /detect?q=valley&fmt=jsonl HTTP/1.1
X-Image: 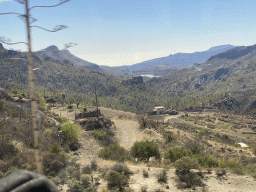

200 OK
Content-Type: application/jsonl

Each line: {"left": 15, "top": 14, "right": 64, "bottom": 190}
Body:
{"left": 1, "top": 42, "right": 256, "bottom": 191}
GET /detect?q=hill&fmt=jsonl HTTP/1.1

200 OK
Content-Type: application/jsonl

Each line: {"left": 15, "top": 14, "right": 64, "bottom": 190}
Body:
{"left": 123, "top": 44, "right": 236, "bottom": 73}
{"left": 36, "top": 45, "right": 100, "bottom": 72}
{"left": 0, "top": 44, "right": 159, "bottom": 113}
{"left": 147, "top": 44, "right": 256, "bottom": 114}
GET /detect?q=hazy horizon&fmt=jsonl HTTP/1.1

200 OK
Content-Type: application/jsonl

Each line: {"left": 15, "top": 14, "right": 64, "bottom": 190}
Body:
{"left": 1, "top": 0, "right": 256, "bottom": 66}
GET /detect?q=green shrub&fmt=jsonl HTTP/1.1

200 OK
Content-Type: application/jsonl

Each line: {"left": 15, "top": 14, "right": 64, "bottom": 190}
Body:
{"left": 198, "top": 129, "right": 208, "bottom": 135}
{"left": 60, "top": 121, "right": 80, "bottom": 142}
{"left": 131, "top": 140, "right": 160, "bottom": 162}
{"left": 246, "top": 164, "right": 256, "bottom": 176}
{"left": 111, "top": 163, "right": 131, "bottom": 177}
{"left": 93, "top": 130, "right": 107, "bottom": 140}
{"left": 106, "top": 171, "right": 128, "bottom": 190}
{"left": 48, "top": 142, "right": 61, "bottom": 154}
{"left": 175, "top": 156, "right": 200, "bottom": 174}
{"left": 194, "top": 154, "right": 219, "bottom": 168}
{"left": 82, "top": 165, "right": 92, "bottom": 175}
{"left": 185, "top": 139, "right": 203, "bottom": 155}
{"left": 10, "top": 87, "right": 20, "bottom": 94}
{"left": 98, "top": 144, "right": 130, "bottom": 162}
{"left": 81, "top": 174, "right": 91, "bottom": 186}
{"left": 175, "top": 156, "right": 201, "bottom": 188}
{"left": 165, "top": 131, "right": 176, "bottom": 143}
{"left": 84, "top": 187, "right": 97, "bottom": 192}
{"left": 232, "top": 168, "right": 244, "bottom": 175}
{"left": 39, "top": 96, "right": 47, "bottom": 110}
{"left": 164, "top": 147, "right": 192, "bottom": 162}
{"left": 43, "top": 153, "right": 67, "bottom": 177}
{"left": 219, "top": 160, "right": 242, "bottom": 169}
{"left": 54, "top": 116, "right": 68, "bottom": 123}
{"left": 67, "top": 178, "right": 82, "bottom": 192}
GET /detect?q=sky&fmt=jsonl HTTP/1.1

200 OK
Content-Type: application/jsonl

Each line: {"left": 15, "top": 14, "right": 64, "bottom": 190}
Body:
{"left": 1, "top": 0, "right": 256, "bottom": 66}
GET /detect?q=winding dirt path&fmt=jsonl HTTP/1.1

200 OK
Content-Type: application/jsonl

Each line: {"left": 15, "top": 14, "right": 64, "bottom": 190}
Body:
{"left": 99, "top": 107, "right": 140, "bottom": 150}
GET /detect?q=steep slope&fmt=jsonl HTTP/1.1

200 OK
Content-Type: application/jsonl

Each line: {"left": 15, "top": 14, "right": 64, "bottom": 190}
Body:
{"left": 37, "top": 45, "right": 100, "bottom": 72}
{"left": 123, "top": 44, "right": 236, "bottom": 72}
{"left": 147, "top": 44, "right": 256, "bottom": 114}
{"left": 0, "top": 45, "right": 159, "bottom": 113}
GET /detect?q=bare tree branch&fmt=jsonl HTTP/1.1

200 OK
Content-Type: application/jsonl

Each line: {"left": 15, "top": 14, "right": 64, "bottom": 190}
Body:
{"left": 30, "top": 0, "right": 70, "bottom": 10}
{"left": 18, "top": 14, "right": 38, "bottom": 24}
{"left": 64, "top": 42, "right": 78, "bottom": 49}
{"left": 0, "top": 12, "right": 22, "bottom": 16}
{"left": 31, "top": 25, "right": 68, "bottom": 32}
{"left": 0, "top": 37, "right": 27, "bottom": 45}
{"left": 14, "top": 0, "right": 26, "bottom": 4}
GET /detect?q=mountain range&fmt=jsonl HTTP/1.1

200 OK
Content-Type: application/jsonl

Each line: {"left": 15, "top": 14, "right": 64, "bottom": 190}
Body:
{"left": 1, "top": 42, "right": 256, "bottom": 114}
{"left": 122, "top": 44, "right": 237, "bottom": 73}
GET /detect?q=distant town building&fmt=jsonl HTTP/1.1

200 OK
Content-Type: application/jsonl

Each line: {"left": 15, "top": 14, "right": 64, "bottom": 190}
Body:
{"left": 154, "top": 106, "right": 165, "bottom": 115}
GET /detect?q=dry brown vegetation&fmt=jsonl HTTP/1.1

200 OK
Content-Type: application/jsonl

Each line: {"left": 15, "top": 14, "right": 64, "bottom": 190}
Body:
{"left": 2, "top": 89, "right": 256, "bottom": 191}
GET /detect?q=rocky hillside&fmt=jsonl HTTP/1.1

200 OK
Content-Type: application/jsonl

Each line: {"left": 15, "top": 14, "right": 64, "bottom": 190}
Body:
{"left": 37, "top": 45, "right": 100, "bottom": 72}
{"left": 147, "top": 44, "right": 256, "bottom": 114}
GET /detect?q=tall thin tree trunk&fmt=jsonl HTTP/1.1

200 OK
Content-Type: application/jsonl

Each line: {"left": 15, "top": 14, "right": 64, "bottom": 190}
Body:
{"left": 25, "top": 0, "right": 42, "bottom": 174}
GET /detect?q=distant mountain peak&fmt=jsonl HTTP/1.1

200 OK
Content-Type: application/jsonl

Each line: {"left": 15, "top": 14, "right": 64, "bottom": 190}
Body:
{"left": 207, "top": 44, "right": 235, "bottom": 52}
{"left": 37, "top": 45, "right": 100, "bottom": 72}
{"left": 0, "top": 43, "right": 4, "bottom": 50}
{"left": 44, "top": 45, "right": 59, "bottom": 51}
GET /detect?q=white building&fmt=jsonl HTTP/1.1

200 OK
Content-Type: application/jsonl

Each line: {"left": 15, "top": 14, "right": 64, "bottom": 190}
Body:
{"left": 154, "top": 106, "right": 165, "bottom": 115}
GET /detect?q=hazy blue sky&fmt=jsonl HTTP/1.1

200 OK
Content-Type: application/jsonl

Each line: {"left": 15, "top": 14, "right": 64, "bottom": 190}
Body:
{"left": 1, "top": 0, "right": 256, "bottom": 66}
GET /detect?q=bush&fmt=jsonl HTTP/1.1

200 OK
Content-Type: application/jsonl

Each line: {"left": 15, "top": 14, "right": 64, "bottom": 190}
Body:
{"left": 60, "top": 121, "right": 80, "bottom": 143}
{"left": 39, "top": 96, "right": 47, "bottom": 110}
{"left": 157, "top": 169, "right": 167, "bottom": 183}
{"left": 131, "top": 140, "right": 160, "bottom": 162}
{"left": 194, "top": 154, "right": 219, "bottom": 168}
{"left": 111, "top": 163, "right": 131, "bottom": 177}
{"left": 246, "top": 164, "right": 256, "bottom": 176}
{"left": 67, "top": 178, "right": 82, "bottom": 192}
{"left": 84, "top": 187, "right": 97, "bottom": 192}
{"left": 185, "top": 139, "right": 203, "bottom": 155}
{"left": 219, "top": 160, "right": 242, "bottom": 169}
{"left": 54, "top": 116, "right": 68, "bottom": 123}
{"left": 106, "top": 171, "right": 128, "bottom": 190}
{"left": 165, "top": 131, "right": 176, "bottom": 143}
{"left": 175, "top": 156, "right": 202, "bottom": 188}
{"left": 43, "top": 153, "right": 67, "bottom": 177}
{"left": 164, "top": 147, "right": 192, "bottom": 162}
{"left": 48, "top": 142, "right": 61, "bottom": 154}
{"left": 82, "top": 165, "right": 92, "bottom": 175}
{"left": 98, "top": 144, "right": 130, "bottom": 162}
{"left": 93, "top": 129, "right": 107, "bottom": 140}
{"left": 175, "top": 156, "right": 200, "bottom": 175}
{"left": 81, "top": 174, "right": 91, "bottom": 187}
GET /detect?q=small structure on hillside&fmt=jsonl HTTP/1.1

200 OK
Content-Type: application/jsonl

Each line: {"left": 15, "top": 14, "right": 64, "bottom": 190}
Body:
{"left": 154, "top": 106, "right": 165, "bottom": 115}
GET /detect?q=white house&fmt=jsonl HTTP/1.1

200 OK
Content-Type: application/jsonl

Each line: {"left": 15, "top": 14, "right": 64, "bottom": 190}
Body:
{"left": 154, "top": 106, "right": 165, "bottom": 115}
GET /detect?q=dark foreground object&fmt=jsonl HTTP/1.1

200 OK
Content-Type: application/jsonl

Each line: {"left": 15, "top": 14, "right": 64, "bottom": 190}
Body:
{"left": 0, "top": 170, "right": 59, "bottom": 192}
